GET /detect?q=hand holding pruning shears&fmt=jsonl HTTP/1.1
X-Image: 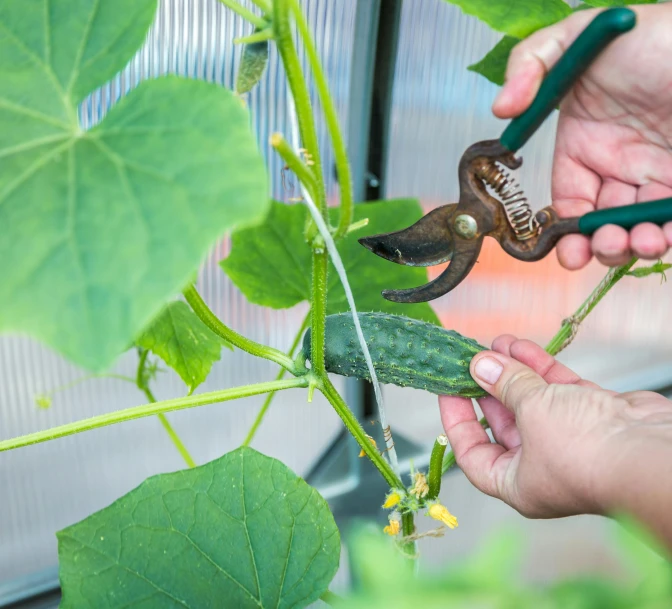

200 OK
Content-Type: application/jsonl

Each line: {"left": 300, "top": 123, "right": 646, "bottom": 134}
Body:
{"left": 360, "top": 7, "right": 672, "bottom": 302}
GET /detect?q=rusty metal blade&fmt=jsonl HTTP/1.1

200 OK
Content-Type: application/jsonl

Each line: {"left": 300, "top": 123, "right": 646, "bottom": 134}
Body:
{"left": 380, "top": 236, "right": 484, "bottom": 303}
{"left": 358, "top": 205, "right": 456, "bottom": 267}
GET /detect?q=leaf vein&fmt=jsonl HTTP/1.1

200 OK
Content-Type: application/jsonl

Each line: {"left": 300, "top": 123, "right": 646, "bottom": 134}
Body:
{"left": 66, "top": 0, "right": 101, "bottom": 95}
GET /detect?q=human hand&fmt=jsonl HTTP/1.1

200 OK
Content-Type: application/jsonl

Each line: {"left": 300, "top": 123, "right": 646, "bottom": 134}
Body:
{"left": 494, "top": 5, "right": 672, "bottom": 270}
{"left": 439, "top": 336, "right": 672, "bottom": 520}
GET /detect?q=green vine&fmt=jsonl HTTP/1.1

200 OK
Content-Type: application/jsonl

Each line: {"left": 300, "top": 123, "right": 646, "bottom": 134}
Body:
{"left": 136, "top": 348, "right": 196, "bottom": 468}
{"left": 0, "top": 377, "right": 309, "bottom": 453}
{"left": 183, "top": 284, "right": 298, "bottom": 373}
{"left": 288, "top": 0, "right": 354, "bottom": 238}
{"left": 242, "top": 311, "right": 311, "bottom": 446}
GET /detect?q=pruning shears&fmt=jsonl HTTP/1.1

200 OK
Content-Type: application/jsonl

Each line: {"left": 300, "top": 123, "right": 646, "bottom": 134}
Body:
{"left": 359, "top": 8, "right": 672, "bottom": 303}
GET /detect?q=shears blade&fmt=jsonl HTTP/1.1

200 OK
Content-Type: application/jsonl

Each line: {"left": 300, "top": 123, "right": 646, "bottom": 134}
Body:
{"left": 358, "top": 204, "right": 457, "bottom": 267}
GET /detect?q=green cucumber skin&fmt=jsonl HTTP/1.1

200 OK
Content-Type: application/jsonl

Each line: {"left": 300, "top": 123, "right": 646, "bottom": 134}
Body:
{"left": 302, "top": 313, "right": 487, "bottom": 397}
{"left": 235, "top": 38, "right": 269, "bottom": 94}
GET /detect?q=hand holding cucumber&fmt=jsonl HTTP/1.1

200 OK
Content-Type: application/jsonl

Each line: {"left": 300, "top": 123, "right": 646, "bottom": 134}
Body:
{"left": 439, "top": 337, "right": 672, "bottom": 549}
{"left": 494, "top": 4, "right": 672, "bottom": 270}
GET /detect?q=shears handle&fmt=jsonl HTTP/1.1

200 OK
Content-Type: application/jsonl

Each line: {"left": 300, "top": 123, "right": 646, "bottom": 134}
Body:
{"left": 577, "top": 198, "right": 672, "bottom": 235}
{"left": 500, "top": 7, "right": 635, "bottom": 153}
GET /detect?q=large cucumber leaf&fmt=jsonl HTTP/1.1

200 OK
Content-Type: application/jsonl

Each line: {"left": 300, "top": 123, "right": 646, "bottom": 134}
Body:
{"left": 466, "top": 3, "right": 612, "bottom": 87}
{"left": 135, "top": 301, "right": 232, "bottom": 394}
{"left": 442, "top": 0, "right": 571, "bottom": 38}
{"left": 221, "top": 199, "right": 440, "bottom": 324}
{"left": 58, "top": 447, "right": 340, "bottom": 608}
{"left": 468, "top": 35, "right": 520, "bottom": 86}
{"left": 0, "top": 0, "right": 269, "bottom": 371}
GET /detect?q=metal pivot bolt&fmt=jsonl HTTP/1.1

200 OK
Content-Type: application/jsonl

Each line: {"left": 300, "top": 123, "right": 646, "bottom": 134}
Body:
{"left": 454, "top": 214, "right": 478, "bottom": 239}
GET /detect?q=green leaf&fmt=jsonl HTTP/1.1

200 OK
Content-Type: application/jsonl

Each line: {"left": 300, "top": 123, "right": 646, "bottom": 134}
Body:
{"left": 58, "top": 447, "right": 340, "bottom": 608}
{"left": 0, "top": 0, "right": 269, "bottom": 372}
{"left": 221, "top": 200, "right": 440, "bottom": 324}
{"left": 136, "top": 301, "right": 232, "bottom": 394}
{"left": 468, "top": 35, "right": 520, "bottom": 86}
{"left": 626, "top": 261, "right": 671, "bottom": 281}
{"left": 442, "top": 0, "right": 571, "bottom": 38}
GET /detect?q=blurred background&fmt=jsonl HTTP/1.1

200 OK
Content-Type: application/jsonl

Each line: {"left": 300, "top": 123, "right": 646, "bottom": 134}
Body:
{"left": 1, "top": 0, "right": 671, "bottom": 606}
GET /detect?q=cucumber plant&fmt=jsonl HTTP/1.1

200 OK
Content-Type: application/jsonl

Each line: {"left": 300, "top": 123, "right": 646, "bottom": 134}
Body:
{"left": 0, "top": 0, "right": 669, "bottom": 607}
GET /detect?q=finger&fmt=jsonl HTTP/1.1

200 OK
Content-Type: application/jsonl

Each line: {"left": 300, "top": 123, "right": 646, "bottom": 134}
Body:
{"left": 635, "top": 181, "right": 672, "bottom": 204}
{"left": 596, "top": 178, "right": 637, "bottom": 210}
{"left": 479, "top": 396, "right": 521, "bottom": 449}
{"left": 470, "top": 351, "right": 548, "bottom": 415}
{"left": 506, "top": 338, "right": 603, "bottom": 389}
{"left": 509, "top": 339, "right": 580, "bottom": 384}
{"left": 629, "top": 223, "right": 668, "bottom": 260}
{"left": 557, "top": 234, "right": 593, "bottom": 270}
{"left": 551, "top": 146, "right": 599, "bottom": 270}
{"left": 492, "top": 9, "right": 598, "bottom": 118}
{"left": 440, "top": 394, "right": 514, "bottom": 498}
{"left": 491, "top": 334, "right": 517, "bottom": 356}
{"left": 551, "top": 141, "right": 601, "bottom": 216}
{"left": 665, "top": 222, "right": 672, "bottom": 246}
{"left": 475, "top": 334, "right": 520, "bottom": 448}
{"left": 591, "top": 225, "right": 632, "bottom": 266}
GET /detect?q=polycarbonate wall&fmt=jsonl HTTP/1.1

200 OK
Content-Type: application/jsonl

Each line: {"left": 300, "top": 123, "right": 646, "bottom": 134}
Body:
{"left": 0, "top": 0, "right": 355, "bottom": 588}
{"left": 386, "top": 0, "right": 672, "bottom": 388}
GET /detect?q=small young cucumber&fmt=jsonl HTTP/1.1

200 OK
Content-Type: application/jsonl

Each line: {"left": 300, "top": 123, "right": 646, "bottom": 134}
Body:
{"left": 235, "top": 34, "right": 269, "bottom": 95}
{"left": 302, "top": 312, "right": 487, "bottom": 397}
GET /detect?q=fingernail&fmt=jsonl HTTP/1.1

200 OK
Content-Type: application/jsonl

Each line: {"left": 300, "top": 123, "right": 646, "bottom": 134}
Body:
{"left": 473, "top": 357, "right": 503, "bottom": 385}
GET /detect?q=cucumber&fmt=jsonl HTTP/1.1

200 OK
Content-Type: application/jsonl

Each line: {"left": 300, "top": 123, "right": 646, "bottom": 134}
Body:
{"left": 302, "top": 312, "right": 487, "bottom": 397}
{"left": 235, "top": 33, "right": 269, "bottom": 95}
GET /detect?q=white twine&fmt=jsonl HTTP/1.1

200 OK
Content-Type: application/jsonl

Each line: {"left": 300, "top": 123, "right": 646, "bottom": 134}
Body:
{"left": 286, "top": 95, "right": 400, "bottom": 476}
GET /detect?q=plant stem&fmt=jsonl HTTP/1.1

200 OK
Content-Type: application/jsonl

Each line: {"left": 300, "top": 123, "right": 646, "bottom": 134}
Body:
{"left": 441, "top": 258, "right": 638, "bottom": 476}
{"left": 427, "top": 434, "right": 448, "bottom": 500}
{"left": 270, "top": 133, "right": 319, "bottom": 202}
{"left": 242, "top": 311, "right": 310, "bottom": 446}
{"left": 319, "top": 590, "right": 344, "bottom": 606}
{"left": 273, "top": 0, "right": 327, "bottom": 216}
{"left": 136, "top": 349, "right": 196, "bottom": 468}
{"left": 183, "top": 284, "right": 298, "bottom": 373}
{"left": 234, "top": 29, "right": 274, "bottom": 45}
{"left": 39, "top": 373, "right": 137, "bottom": 400}
{"left": 249, "top": 0, "right": 272, "bottom": 14}
{"left": 217, "top": 0, "right": 269, "bottom": 29}
{"left": 400, "top": 512, "right": 417, "bottom": 558}
{"left": 320, "top": 378, "right": 402, "bottom": 489}
{"left": 0, "top": 378, "right": 309, "bottom": 453}
{"left": 310, "top": 252, "right": 329, "bottom": 374}
{"left": 545, "top": 257, "right": 637, "bottom": 356}
{"left": 288, "top": 0, "right": 353, "bottom": 238}
{"left": 156, "top": 414, "right": 196, "bottom": 468}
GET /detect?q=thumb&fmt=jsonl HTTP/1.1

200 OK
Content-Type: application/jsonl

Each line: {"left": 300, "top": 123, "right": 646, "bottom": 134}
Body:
{"left": 492, "top": 8, "right": 599, "bottom": 118}
{"left": 470, "top": 351, "right": 547, "bottom": 414}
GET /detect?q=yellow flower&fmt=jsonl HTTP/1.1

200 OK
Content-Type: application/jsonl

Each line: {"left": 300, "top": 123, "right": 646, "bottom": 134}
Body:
{"left": 358, "top": 435, "right": 377, "bottom": 457}
{"left": 410, "top": 472, "right": 429, "bottom": 498}
{"left": 383, "top": 517, "right": 400, "bottom": 536}
{"left": 428, "top": 503, "right": 458, "bottom": 529}
{"left": 382, "top": 490, "right": 403, "bottom": 509}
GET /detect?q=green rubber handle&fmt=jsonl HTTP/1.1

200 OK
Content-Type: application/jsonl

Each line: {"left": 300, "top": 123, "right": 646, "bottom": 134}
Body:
{"left": 578, "top": 198, "right": 672, "bottom": 235}
{"left": 500, "top": 8, "right": 635, "bottom": 153}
